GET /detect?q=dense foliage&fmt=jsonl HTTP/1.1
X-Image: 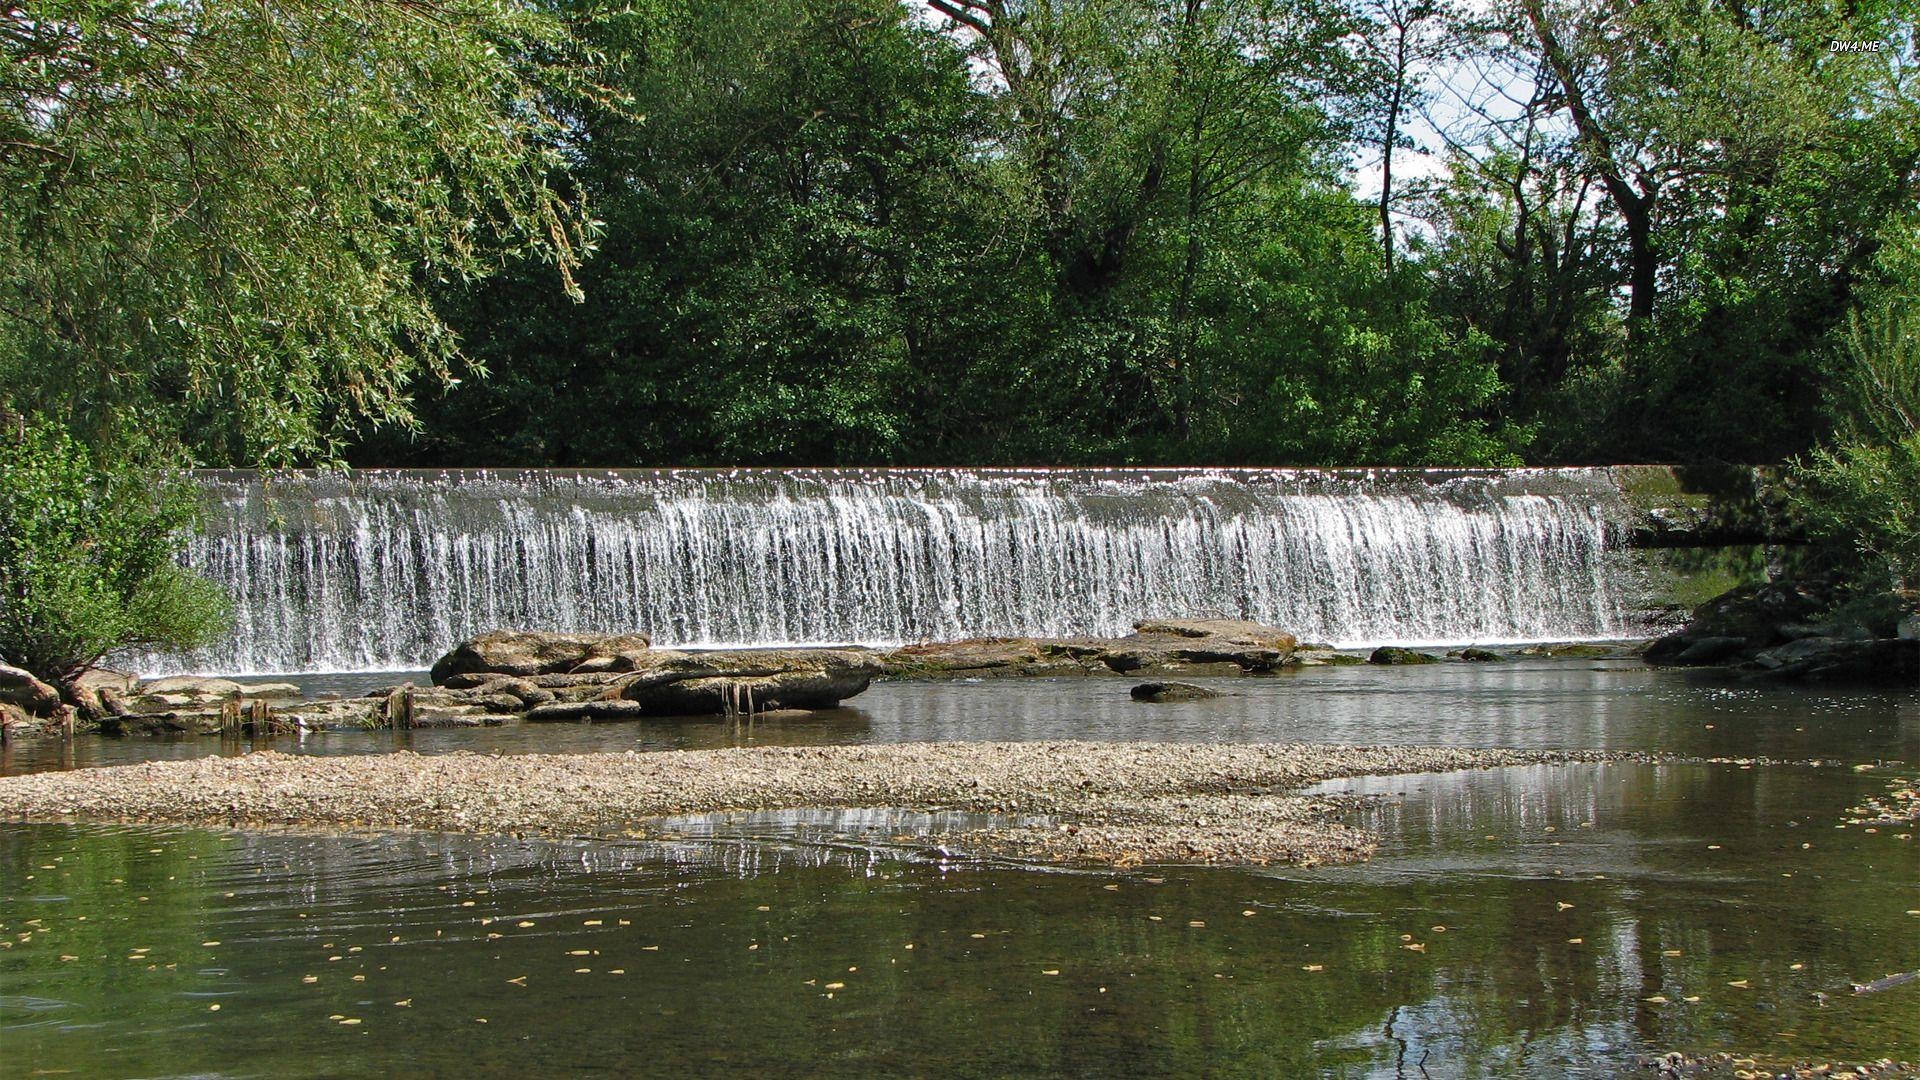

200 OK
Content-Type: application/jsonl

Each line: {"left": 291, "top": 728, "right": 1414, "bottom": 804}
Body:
{"left": 0, "top": 418, "right": 228, "bottom": 684}
{"left": 1, "top": 0, "right": 1915, "bottom": 476}
{"left": 1792, "top": 283, "right": 1920, "bottom": 592}
{"left": 0, "top": 0, "right": 599, "bottom": 465}
{"left": 346, "top": 0, "right": 1918, "bottom": 469}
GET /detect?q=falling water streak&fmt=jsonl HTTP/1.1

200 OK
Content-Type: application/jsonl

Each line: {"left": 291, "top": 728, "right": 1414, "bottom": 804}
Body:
{"left": 138, "top": 468, "right": 1637, "bottom": 676}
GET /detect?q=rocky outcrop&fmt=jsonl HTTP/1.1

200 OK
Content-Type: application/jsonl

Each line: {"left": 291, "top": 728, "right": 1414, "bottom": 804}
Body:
{"left": 438, "top": 641, "right": 883, "bottom": 720}
{"left": 1743, "top": 636, "right": 1918, "bottom": 685}
{"left": 1644, "top": 581, "right": 1831, "bottom": 663}
{"left": 879, "top": 619, "right": 1298, "bottom": 678}
{"left": 428, "top": 630, "right": 654, "bottom": 683}
{"left": 878, "top": 637, "right": 1098, "bottom": 678}
{"left": 602, "top": 649, "right": 880, "bottom": 716}
{"left": 1645, "top": 581, "right": 1918, "bottom": 685}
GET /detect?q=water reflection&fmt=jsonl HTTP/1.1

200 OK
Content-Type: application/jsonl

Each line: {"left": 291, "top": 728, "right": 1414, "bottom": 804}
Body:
{"left": 6, "top": 662, "right": 1918, "bottom": 778}
{"left": 2, "top": 759, "right": 1915, "bottom": 1076}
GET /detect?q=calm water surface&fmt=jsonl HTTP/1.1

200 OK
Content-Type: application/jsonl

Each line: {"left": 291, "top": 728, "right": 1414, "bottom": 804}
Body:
{"left": 1, "top": 663, "right": 1916, "bottom": 1077}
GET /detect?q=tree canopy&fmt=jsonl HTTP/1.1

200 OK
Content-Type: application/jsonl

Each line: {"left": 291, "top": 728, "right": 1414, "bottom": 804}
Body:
{"left": 0, "top": 0, "right": 601, "bottom": 465}
{"left": 1, "top": 0, "right": 1915, "bottom": 471}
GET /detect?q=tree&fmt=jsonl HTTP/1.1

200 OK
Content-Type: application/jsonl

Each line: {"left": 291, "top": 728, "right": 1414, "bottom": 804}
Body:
{"left": 1421, "top": 0, "right": 1918, "bottom": 463}
{"left": 1793, "top": 290, "right": 1920, "bottom": 592}
{"left": 0, "top": 416, "right": 228, "bottom": 688}
{"left": 0, "top": 0, "right": 601, "bottom": 465}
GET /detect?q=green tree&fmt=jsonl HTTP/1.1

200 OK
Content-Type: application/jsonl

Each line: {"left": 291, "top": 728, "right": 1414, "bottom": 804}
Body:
{"left": 0, "top": 0, "right": 601, "bottom": 465}
{"left": 0, "top": 417, "right": 228, "bottom": 688}
{"left": 1793, "top": 290, "right": 1920, "bottom": 592}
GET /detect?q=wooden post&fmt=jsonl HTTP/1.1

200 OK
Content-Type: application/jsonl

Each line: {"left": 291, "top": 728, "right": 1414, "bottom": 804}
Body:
{"left": 386, "top": 684, "right": 415, "bottom": 729}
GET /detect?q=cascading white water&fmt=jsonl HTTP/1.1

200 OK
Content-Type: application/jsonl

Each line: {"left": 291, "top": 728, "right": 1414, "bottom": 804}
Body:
{"left": 146, "top": 468, "right": 1636, "bottom": 675}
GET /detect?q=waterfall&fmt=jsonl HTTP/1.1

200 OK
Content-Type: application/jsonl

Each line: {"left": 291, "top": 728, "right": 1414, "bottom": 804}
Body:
{"left": 146, "top": 468, "right": 1636, "bottom": 675}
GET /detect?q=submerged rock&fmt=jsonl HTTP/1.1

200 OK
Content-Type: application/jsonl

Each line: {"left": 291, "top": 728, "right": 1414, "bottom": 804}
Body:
{"left": 1368, "top": 647, "right": 1440, "bottom": 665}
{"left": 429, "top": 630, "right": 654, "bottom": 683}
{"left": 1130, "top": 681, "right": 1221, "bottom": 702}
{"left": 880, "top": 619, "right": 1299, "bottom": 678}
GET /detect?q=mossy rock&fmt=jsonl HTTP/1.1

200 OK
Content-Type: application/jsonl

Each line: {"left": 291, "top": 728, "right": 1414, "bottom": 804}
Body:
{"left": 1368, "top": 647, "right": 1440, "bottom": 666}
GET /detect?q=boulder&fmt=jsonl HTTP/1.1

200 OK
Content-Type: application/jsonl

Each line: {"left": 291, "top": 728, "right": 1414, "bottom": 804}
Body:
{"left": 1454, "top": 647, "right": 1503, "bottom": 662}
{"left": 1368, "top": 647, "right": 1440, "bottom": 666}
{"left": 125, "top": 676, "right": 302, "bottom": 714}
{"left": 1101, "top": 620, "right": 1298, "bottom": 674}
{"left": 429, "top": 630, "right": 653, "bottom": 683}
{"left": 1744, "top": 636, "right": 1919, "bottom": 685}
{"left": 0, "top": 663, "right": 63, "bottom": 716}
{"left": 67, "top": 667, "right": 139, "bottom": 719}
{"left": 600, "top": 649, "right": 881, "bottom": 716}
{"left": 880, "top": 638, "right": 1095, "bottom": 678}
{"left": 1129, "top": 681, "right": 1221, "bottom": 702}
{"left": 1669, "top": 636, "right": 1747, "bottom": 666}
{"left": 1645, "top": 580, "right": 1830, "bottom": 664}
{"left": 880, "top": 620, "right": 1299, "bottom": 678}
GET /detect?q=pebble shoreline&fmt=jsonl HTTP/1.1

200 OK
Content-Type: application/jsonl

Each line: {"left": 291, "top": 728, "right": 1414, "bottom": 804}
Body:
{"left": 0, "top": 741, "right": 1621, "bottom": 866}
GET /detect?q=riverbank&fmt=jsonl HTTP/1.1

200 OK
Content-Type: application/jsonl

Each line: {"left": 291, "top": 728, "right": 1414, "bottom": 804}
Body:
{"left": 0, "top": 741, "right": 1619, "bottom": 866}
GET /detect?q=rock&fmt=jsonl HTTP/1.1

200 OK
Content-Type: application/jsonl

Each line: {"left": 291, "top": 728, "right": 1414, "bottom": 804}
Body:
{"left": 524, "top": 700, "right": 654, "bottom": 722}
{"left": 1368, "top": 647, "right": 1439, "bottom": 665}
{"left": 880, "top": 638, "right": 1095, "bottom": 678}
{"left": 463, "top": 676, "right": 556, "bottom": 709}
{"left": 0, "top": 664, "right": 63, "bottom": 716}
{"left": 238, "top": 682, "right": 304, "bottom": 700}
{"left": 1130, "top": 681, "right": 1221, "bottom": 702}
{"left": 605, "top": 649, "right": 881, "bottom": 715}
{"left": 1743, "top": 637, "right": 1919, "bottom": 685}
{"left": 1645, "top": 580, "right": 1831, "bottom": 665}
{"left": 881, "top": 620, "right": 1298, "bottom": 678}
{"left": 137, "top": 676, "right": 246, "bottom": 700}
{"left": 278, "top": 699, "right": 387, "bottom": 730}
{"left": 1516, "top": 643, "right": 1620, "bottom": 658}
{"left": 1292, "top": 649, "right": 1367, "bottom": 667}
{"left": 1455, "top": 647, "right": 1502, "bottom": 662}
{"left": 1669, "top": 636, "right": 1747, "bottom": 665}
{"left": 429, "top": 630, "right": 654, "bottom": 683}
{"left": 124, "top": 676, "right": 299, "bottom": 715}
{"left": 65, "top": 668, "right": 139, "bottom": 719}
{"left": 1902, "top": 614, "right": 1920, "bottom": 641}
{"left": 1101, "top": 620, "right": 1296, "bottom": 674}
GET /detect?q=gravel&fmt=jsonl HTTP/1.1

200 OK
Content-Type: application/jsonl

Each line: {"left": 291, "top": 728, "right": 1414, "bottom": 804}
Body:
{"left": 0, "top": 741, "right": 1618, "bottom": 867}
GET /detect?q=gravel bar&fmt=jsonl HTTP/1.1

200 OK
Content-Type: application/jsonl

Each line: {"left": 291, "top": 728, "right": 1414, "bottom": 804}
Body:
{"left": 0, "top": 741, "right": 1618, "bottom": 866}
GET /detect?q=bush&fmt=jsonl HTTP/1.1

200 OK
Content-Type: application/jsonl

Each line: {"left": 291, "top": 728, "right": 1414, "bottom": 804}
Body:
{"left": 1791, "top": 298, "right": 1920, "bottom": 592}
{"left": 0, "top": 417, "right": 229, "bottom": 686}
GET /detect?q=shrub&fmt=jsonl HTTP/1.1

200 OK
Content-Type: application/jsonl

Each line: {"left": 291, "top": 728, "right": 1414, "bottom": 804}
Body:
{"left": 0, "top": 417, "right": 229, "bottom": 686}
{"left": 1791, "top": 298, "right": 1920, "bottom": 592}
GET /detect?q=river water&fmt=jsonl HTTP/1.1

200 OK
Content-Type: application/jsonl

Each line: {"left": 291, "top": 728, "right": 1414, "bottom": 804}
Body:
{"left": 2, "top": 663, "right": 1917, "bottom": 1076}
